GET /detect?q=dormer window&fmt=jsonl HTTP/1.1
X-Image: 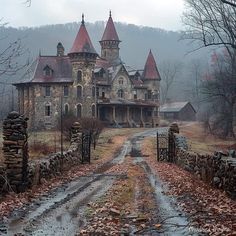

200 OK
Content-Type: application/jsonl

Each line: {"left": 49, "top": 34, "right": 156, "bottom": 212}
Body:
{"left": 43, "top": 65, "right": 53, "bottom": 77}
{"left": 118, "top": 89, "right": 124, "bottom": 98}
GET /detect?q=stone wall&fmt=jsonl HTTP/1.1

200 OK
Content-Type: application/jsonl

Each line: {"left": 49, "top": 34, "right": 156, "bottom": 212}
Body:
{"left": 157, "top": 124, "right": 236, "bottom": 198}
{"left": 174, "top": 145, "right": 236, "bottom": 198}
{"left": 27, "top": 122, "right": 82, "bottom": 186}
{"left": 0, "top": 117, "right": 82, "bottom": 193}
{"left": 2, "top": 111, "right": 28, "bottom": 192}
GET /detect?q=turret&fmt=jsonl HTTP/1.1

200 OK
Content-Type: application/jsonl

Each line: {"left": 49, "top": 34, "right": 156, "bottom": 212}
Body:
{"left": 99, "top": 11, "right": 121, "bottom": 64}
{"left": 68, "top": 14, "right": 98, "bottom": 118}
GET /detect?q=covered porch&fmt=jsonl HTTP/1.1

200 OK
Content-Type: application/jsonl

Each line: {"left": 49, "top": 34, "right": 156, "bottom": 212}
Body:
{"left": 97, "top": 100, "right": 159, "bottom": 127}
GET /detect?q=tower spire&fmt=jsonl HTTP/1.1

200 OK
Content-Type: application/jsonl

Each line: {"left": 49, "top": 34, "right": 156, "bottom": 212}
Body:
{"left": 109, "top": 10, "right": 112, "bottom": 17}
{"left": 81, "top": 13, "right": 85, "bottom": 25}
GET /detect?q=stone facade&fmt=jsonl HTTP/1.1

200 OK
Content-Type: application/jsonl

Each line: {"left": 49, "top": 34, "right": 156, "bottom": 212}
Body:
{"left": 14, "top": 13, "right": 161, "bottom": 130}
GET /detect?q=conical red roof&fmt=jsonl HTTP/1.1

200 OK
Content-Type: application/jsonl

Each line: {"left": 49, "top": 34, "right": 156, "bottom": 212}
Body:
{"left": 143, "top": 50, "right": 161, "bottom": 80}
{"left": 70, "top": 16, "right": 97, "bottom": 54}
{"left": 101, "top": 12, "right": 120, "bottom": 41}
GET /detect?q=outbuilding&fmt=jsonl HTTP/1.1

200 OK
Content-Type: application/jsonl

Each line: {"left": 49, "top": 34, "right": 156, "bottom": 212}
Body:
{"left": 160, "top": 102, "right": 196, "bottom": 121}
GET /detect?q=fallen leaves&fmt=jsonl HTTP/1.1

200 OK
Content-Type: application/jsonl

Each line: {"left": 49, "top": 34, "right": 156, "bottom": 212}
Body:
{"left": 142, "top": 136, "right": 236, "bottom": 236}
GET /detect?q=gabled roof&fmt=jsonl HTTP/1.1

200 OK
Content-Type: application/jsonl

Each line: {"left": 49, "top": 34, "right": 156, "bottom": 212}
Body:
{"left": 101, "top": 11, "right": 120, "bottom": 41}
{"left": 160, "top": 102, "right": 196, "bottom": 113}
{"left": 69, "top": 15, "right": 97, "bottom": 55}
{"left": 142, "top": 50, "right": 161, "bottom": 80}
{"left": 14, "top": 56, "right": 72, "bottom": 85}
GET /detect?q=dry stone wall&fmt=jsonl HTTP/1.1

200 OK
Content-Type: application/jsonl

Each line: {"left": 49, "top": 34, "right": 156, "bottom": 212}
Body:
{"left": 2, "top": 111, "right": 28, "bottom": 192}
{"left": 157, "top": 124, "right": 236, "bottom": 198}
{"left": 0, "top": 115, "right": 82, "bottom": 193}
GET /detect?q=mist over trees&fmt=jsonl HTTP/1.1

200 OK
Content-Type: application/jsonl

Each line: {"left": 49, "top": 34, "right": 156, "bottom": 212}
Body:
{"left": 183, "top": 0, "right": 236, "bottom": 137}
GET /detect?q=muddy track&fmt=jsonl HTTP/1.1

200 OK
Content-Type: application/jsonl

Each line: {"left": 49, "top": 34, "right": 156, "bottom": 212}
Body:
{"left": 1, "top": 129, "right": 198, "bottom": 235}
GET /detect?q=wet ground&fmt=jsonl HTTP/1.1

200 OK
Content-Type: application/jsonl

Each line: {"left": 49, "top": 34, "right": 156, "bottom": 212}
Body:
{"left": 1, "top": 129, "right": 199, "bottom": 235}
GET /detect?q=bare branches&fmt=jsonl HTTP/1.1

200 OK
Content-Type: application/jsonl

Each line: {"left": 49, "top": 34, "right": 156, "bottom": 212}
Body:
{"left": 221, "top": 0, "right": 236, "bottom": 7}
{"left": 182, "top": 0, "right": 236, "bottom": 56}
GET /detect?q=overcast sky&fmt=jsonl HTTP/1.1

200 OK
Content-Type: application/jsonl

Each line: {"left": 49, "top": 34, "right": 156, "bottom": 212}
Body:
{"left": 2, "top": 0, "right": 186, "bottom": 30}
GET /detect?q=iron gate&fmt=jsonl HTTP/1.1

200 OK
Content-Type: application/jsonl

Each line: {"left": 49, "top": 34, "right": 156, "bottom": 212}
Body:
{"left": 81, "top": 132, "right": 92, "bottom": 164}
{"left": 156, "top": 129, "right": 176, "bottom": 162}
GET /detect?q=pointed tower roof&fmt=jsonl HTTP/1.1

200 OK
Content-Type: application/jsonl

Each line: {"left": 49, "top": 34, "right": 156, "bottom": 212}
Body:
{"left": 69, "top": 14, "right": 97, "bottom": 55}
{"left": 101, "top": 11, "right": 120, "bottom": 41}
{"left": 143, "top": 50, "right": 161, "bottom": 80}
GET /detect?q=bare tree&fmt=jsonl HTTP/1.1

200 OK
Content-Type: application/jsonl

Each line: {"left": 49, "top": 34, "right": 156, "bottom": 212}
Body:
{"left": 200, "top": 51, "right": 236, "bottom": 137}
{"left": 159, "top": 60, "right": 182, "bottom": 104}
{"left": 182, "top": 0, "right": 236, "bottom": 59}
{"left": 220, "top": 0, "right": 236, "bottom": 7}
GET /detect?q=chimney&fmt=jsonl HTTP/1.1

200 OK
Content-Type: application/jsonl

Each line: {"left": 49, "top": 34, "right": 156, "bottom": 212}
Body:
{"left": 57, "top": 42, "right": 64, "bottom": 56}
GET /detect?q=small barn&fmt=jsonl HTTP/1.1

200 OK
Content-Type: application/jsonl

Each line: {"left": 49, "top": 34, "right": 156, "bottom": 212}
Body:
{"left": 160, "top": 102, "right": 196, "bottom": 121}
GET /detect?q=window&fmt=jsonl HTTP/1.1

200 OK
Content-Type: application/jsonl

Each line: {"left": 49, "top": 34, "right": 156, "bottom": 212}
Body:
{"left": 77, "top": 70, "right": 82, "bottom": 82}
{"left": 77, "top": 86, "right": 82, "bottom": 98}
{"left": 45, "top": 86, "right": 51, "bottom": 97}
{"left": 64, "top": 86, "right": 69, "bottom": 97}
{"left": 102, "top": 92, "right": 105, "bottom": 98}
{"left": 43, "top": 65, "right": 53, "bottom": 77}
{"left": 92, "top": 104, "right": 96, "bottom": 117}
{"left": 118, "top": 89, "right": 123, "bottom": 98}
{"left": 92, "top": 86, "right": 95, "bottom": 98}
{"left": 147, "top": 90, "right": 152, "bottom": 100}
{"left": 64, "top": 104, "right": 69, "bottom": 115}
{"left": 133, "top": 90, "right": 137, "bottom": 100}
{"left": 45, "top": 104, "right": 51, "bottom": 116}
{"left": 96, "top": 87, "right": 99, "bottom": 97}
{"left": 77, "top": 104, "right": 82, "bottom": 118}
{"left": 119, "top": 78, "right": 123, "bottom": 85}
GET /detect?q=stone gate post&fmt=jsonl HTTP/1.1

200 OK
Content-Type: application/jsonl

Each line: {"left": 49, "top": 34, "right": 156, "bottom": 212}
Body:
{"left": 2, "top": 111, "right": 28, "bottom": 192}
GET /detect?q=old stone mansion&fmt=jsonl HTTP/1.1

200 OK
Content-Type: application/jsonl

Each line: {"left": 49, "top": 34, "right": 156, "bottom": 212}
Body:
{"left": 14, "top": 12, "right": 161, "bottom": 129}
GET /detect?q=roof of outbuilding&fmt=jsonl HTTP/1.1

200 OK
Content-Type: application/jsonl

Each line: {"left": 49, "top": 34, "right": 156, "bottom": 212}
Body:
{"left": 142, "top": 50, "right": 161, "bottom": 80}
{"left": 160, "top": 102, "right": 196, "bottom": 113}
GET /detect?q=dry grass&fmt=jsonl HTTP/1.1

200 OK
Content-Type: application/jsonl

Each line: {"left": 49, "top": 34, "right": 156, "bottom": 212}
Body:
{"left": 0, "top": 127, "right": 149, "bottom": 164}
{"left": 179, "top": 122, "right": 236, "bottom": 154}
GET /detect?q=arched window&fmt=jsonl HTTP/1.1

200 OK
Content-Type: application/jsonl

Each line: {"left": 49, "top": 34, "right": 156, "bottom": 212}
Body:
{"left": 77, "top": 86, "right": 82, "bottom": 98}
{"left": 43, "top": 65, "right": 53, "bottom": 77}
{"left": 76, "top": 104, "right": 82, "bottom": 118}
{"left": 92, "top": 104, "right": 96, "bottom": 117}
{"left": 118, "top": 89, "right": 124, "bottom": 98}
{"left": 77, "top": 70, "right": 82, "bottom": 82}
{"left": 64, "top": 104, "right": 69, "bottom": 115}
{"left": 92, "top": 86, "right": 95, "bottom": 98}
{"left": 45, "top": 103, "right": 51, "bottom": 116}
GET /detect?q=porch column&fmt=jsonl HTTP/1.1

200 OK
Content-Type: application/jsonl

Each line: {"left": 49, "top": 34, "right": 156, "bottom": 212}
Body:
{"left": 152, "top": 108, "right": 155, "bottom": 127}
{"left": 140, "top": 107, "right": 144, "bottom": 127}
{"left": 112, "top": 106, "right": 116, "bottom": 122}
{"left": 97, "top": 106, "right": 100, "bottom": 119}
{"left": 127, "top": 106, "right": 131, "bottom": 127}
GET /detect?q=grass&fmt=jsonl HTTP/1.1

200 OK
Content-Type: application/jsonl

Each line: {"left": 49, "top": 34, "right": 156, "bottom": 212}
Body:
{"left": 0, "top": 127, "right": 149, "bottom": 164}
{"left": 179, "top": 122, "right": 236, "bottom": 154}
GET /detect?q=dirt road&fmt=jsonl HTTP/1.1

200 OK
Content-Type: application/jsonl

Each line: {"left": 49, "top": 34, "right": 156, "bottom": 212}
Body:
{"left": 1, "top": 129, "right": 198, "bottom": 236}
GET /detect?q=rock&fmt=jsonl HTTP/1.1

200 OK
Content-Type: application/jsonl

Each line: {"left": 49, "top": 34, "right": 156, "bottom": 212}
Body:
{"left": 110, "top": 208, "right": 120, "bottom": 216}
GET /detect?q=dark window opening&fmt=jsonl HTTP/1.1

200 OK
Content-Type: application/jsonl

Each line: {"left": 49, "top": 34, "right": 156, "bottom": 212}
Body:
{"left": 45, "top": 86, "right": 51, "bottom": 97}
{"left": 102, "top": 91, "right": 105, "bottom": 98}
{"left": 92, "top": 86, "right": 95, "bottom": 98}
{"left": 118, "top": 89, "right": 123, "bottom": 98}
{"left": 96, "top": 87, "right": 99, "bottom": 97}
{"left": 77, "top": 104, "right": 82, "bottom": 118}
{"left": 92, "top": 105, "right": 96, "bottom": 117}
{"left": 64, "top": 86, "right": 69, "bottom": 97}
{"left": 147, "top": 90, "right": 152, "bottom": 100}
{"left": 77, "top": 70, "right": 82, "bottom": 82}
{"left": 64, "top": 104, "right": 69, "bottom": 115}
{"left": 77, "top": 86, "right": 82, "bottom": 98}
{"left": 45, "top": 105, "right": 50, "bottom": 116}
{"left": 134, "top": 94, "right": 137, "bottom": 99}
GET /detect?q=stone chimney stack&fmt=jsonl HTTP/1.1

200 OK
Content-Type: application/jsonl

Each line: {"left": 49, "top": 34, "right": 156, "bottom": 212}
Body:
{"left": 57, "top": 42, "right": 64, "bottom": 56}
